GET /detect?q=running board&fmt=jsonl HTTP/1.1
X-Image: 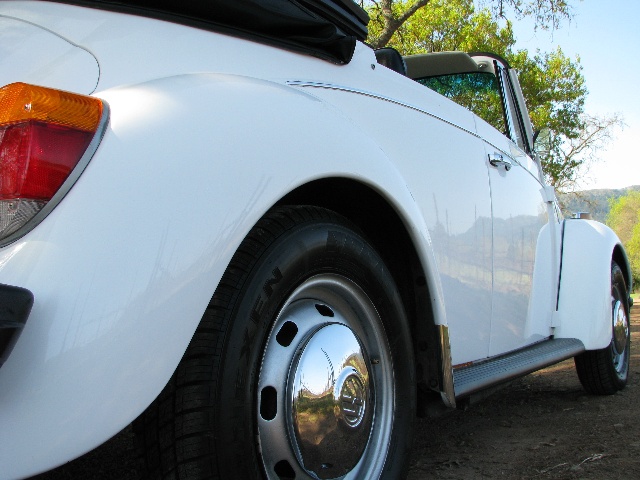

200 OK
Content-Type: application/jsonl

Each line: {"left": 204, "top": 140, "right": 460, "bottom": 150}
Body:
{"left": 453, "top": 338, "right": 585, "bottom": 398}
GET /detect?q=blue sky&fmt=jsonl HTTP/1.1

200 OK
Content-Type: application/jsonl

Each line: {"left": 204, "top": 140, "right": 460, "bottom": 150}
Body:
{"left": 511, "top": 0, "right": 640, "bottom": 190}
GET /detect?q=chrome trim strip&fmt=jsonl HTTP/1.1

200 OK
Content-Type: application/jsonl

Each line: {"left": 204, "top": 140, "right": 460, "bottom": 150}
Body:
{"left": 288, "top": 80, "right": 525, "bottom": 167}
{"left": 288, "top": 80, "right": 480, "bottom": 140}
{"left": 0, "top": 100, "right": 111, "bottom": 248}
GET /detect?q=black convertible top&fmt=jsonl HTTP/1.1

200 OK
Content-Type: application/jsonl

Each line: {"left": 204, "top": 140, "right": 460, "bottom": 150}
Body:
{"left": 47, "top": 0, "right": 369, "bottom": 64}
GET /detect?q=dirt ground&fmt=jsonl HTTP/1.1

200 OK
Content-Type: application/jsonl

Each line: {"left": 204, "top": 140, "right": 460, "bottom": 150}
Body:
{"left": 32, "top": 305, "right": 640, "bottom": 480}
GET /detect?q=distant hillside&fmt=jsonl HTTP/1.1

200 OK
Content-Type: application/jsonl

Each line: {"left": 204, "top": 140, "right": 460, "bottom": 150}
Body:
{"left": 559, "top": 185, "right": 640, "bottom": 224}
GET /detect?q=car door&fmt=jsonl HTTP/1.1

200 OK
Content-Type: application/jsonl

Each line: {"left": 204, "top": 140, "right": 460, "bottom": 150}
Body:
{"left": 410, "top": 51, "right": 562, "bottom": 361}
{"left": 471, "top": 55, "right": 561, "bottom": 356}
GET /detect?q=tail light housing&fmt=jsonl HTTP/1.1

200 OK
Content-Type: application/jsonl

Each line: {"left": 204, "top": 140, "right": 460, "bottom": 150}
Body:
{"left": 0, "top": 83, "right": 108, "bottom": 245}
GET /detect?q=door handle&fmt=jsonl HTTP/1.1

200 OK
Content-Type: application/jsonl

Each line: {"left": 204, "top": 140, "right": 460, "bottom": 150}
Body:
{"left": 488, "top": 153, "right": 512, "bottom": 171}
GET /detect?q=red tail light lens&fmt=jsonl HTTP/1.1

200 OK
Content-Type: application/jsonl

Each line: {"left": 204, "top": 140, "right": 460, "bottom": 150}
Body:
{"left": 0, "top": 83, "right": 106, "bottom": 243}
{"left": 0, "top": 122, "right": 94, "bottom": 200}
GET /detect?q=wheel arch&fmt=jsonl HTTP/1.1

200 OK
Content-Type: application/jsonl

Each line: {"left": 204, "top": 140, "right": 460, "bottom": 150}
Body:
{"left": 612, "top": 243, "right": 633, "bottom": 294}
{"left": 278, "top": 178, "right": 424, "bottom": 298}
{"left": 277, "top": 178, "right": 450, "bottom": 410}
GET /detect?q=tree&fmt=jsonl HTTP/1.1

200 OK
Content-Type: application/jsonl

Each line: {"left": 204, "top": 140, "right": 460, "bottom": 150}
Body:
{"left": 607, "top": 191, "right": 640, "bottom": 290}
{"left": 362, "top": 0, "right": 574, "bottom": 50}
{"left": 516, "top": 48, "right": 623, "bottom": 193}
{"left": 540, "top": 113, "right": 624, "bottom": 193}
{"left": 368, "top": 0, "right": 516, "bottom": 54}
{"left": 628, "top": 224, "right": 640, "bottom": 291}
{"left": 363, "top": 0, "right": 622, "bottom": 193}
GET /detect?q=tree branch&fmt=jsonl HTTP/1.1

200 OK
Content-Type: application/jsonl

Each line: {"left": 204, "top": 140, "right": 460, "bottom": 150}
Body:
{"left": 370, "top": 0, "right": 432, "bottom": 48}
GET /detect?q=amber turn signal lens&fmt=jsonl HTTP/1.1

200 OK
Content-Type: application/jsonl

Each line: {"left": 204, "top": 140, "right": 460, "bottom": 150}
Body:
{"left": 0, "top": 82, "right": 102, "bottom": 132}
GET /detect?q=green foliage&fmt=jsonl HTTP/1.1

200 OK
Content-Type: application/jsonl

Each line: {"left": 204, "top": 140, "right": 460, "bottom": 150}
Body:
{"left": 367, "top": 0, "right": 515, "bottom": 54}
{"left": 607, "top": 191, "right": 640, "bottom": 243}
{"left": 607, "top": 191, "right": 640, "bottom": 289}
{"left": 362, "top": 0, "right": 573, "bottom": 50}
{"left": 628, "top": 224, "right": 640, "bottom": 291}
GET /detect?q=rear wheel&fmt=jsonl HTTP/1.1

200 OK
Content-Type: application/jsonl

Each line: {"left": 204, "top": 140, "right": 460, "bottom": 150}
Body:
{"left": 575, "top": 262, "right": 630, "bottom": 395}
{"left": 134, "top": 206, "right": 415, "bottom": 479}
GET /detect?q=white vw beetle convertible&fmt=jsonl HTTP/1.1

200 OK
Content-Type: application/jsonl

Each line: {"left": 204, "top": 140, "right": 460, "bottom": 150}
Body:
{"left": 0, "top": 1, "right": 632, "bottom": 479}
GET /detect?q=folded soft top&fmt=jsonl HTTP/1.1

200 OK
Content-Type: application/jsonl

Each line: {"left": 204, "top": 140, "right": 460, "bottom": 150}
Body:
{"left": 48, "top": 0, "right": 369, "bottom": 64}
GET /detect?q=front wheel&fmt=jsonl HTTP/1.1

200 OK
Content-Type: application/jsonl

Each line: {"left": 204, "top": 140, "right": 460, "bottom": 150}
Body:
{"left": 575, "top": 261, "right": 631, "bottom": 395}
{"left": 135, "top": 206, "right": 415, "bottom": 479}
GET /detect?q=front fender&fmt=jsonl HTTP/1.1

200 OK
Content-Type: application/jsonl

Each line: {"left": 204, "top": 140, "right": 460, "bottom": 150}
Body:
{"left": 554, "top": 219, "right": 629, "bottom": 350}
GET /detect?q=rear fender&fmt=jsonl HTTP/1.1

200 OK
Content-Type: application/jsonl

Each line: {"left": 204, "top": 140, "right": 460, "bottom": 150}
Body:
{"left": 0, "top": 72, "right": 446, "bottom": 477}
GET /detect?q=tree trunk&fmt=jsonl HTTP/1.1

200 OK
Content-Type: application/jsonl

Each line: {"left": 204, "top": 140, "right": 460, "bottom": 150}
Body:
{"left": 368, "top": 0, "right": 432, "bottom": 49}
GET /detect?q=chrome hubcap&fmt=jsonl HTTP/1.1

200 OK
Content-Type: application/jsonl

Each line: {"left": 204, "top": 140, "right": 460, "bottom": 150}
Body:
{"left": 291, "top": 324, "right": 372, "bottom": 478}
{"left": 612, "top": 299, "right": 629, "bottom": 374}
{"left": 257, "top": 274, "right": 393, "bottom": 479}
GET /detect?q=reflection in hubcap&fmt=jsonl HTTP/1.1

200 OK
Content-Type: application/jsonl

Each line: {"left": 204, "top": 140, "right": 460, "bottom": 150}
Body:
{"left": 291, "top": 324, "right": 372, "bottom": 479}
{"left": 339, "top": 371, "right": 367, "bottom": 428}
{"left": 612, "top": 298, "right": 629, "bottom": 378}
{"left": 613, "top": 299, "right": 629, "bottom": 355}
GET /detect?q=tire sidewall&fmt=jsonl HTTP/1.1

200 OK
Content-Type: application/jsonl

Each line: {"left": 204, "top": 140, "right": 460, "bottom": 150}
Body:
{"left": 215, "top": 215, "right": 415, "bottom": 479}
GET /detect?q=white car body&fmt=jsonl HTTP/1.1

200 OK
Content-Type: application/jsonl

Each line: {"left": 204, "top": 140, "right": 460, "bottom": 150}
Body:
{"left": 0, "top": 1, "right": 632, "bottom": 478}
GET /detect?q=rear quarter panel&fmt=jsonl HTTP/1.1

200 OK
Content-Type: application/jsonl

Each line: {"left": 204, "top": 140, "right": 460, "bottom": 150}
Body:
{"left": 0, "top": 68, "right": 440, "bottom": 478}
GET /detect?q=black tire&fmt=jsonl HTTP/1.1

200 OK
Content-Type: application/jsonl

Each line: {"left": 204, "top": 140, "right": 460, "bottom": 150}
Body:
{"left": 574, "top": 262, "right": 630, "bottom": 395}
{"left": 134, "top": 206, "right": 416, "bottom": 479}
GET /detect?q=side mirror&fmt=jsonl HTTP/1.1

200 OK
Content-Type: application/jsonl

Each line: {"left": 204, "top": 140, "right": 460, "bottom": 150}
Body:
{"left": 533, "top": 127, "right": 552, "bottom": 155}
